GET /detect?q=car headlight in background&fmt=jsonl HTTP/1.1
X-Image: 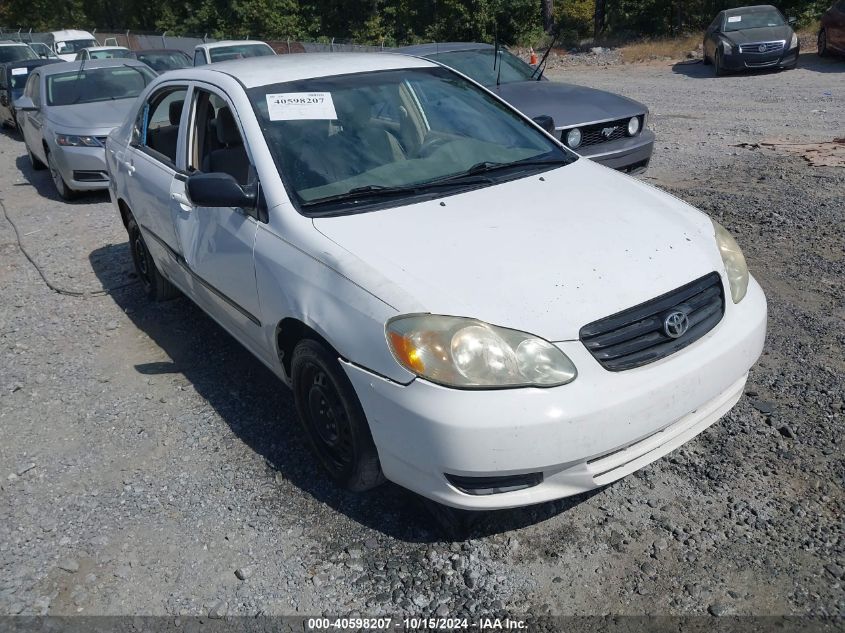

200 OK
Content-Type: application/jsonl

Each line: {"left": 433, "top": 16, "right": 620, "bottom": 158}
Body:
{"left": 565, "top": 128, "right": 582, "bottom": 149}
{"left": 790, "top": 33, "right": 798, "bottom": 48}
{"left": 713, "top": 220, "right": 749, "bottom": 303}
{"left": 56, "top": 134, "right": 102, "bottom": 147}
{"left": 386, "top": 315, "right": 577, "bottom": 388}
{"left": 627, "top": 116, "right": 641, "bottom": 136}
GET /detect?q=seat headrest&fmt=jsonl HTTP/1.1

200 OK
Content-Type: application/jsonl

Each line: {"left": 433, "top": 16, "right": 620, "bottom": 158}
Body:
{"left": 215, "top": 106, "right": 241, "bottom": 146}
{"left": 169, "top": 100, "right": 183, "bottom": 125}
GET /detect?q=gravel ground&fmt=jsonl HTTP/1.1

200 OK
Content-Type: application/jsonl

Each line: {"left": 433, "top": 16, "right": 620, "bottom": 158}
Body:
{"left": 1, "top": 52, "right": 843, "bottom": 623}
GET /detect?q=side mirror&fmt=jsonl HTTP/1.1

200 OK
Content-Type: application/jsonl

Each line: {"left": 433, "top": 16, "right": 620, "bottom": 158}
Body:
{"left": 187, "top": 172, "right": 255, "bottom": 208}
{"left": 532, "top": 115, "right": 556, "bottom": 135}
{"left": 14, "top": 96, "right": 38, "bottom": 112}
{"left": 787, "top": 17, "right": 797, "bottom": 25}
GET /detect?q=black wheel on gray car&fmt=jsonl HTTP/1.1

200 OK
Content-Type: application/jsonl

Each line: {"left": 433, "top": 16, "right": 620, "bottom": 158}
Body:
{"left": 818, "top": 29, "right": 828, "bottom": 57}
{"left": 126, "top": 214, "right": 180, "bottom": 301}
{"left": 291, "top": 339, "right": 384, "bottom": 492}
{"left": 26, "top": 144, "right": 45, "bottom": 170}
{"left": 46, "top": 150, "right": 76, "bottom": 200}
{"left": 702, "top": 50, "right": 711, "bottom": 65}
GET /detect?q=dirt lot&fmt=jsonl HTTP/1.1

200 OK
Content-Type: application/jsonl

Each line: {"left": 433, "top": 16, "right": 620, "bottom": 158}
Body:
{"left": 1, "top": 52, "right": 843, "bottom": 622}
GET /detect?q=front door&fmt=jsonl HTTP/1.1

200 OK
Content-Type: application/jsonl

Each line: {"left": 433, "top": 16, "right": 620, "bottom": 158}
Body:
{"left": 171, "top": 85, "right": 264, "bottom": 351}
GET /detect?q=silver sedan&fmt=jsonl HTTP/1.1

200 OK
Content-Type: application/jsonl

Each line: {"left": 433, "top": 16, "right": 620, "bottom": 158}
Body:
{"left": 15, "top": 59, "right": 156, "bottom": 199}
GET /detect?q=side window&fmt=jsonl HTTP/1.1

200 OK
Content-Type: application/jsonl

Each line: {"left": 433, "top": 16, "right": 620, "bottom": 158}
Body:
{"left": 188, "top": 89, "right": 251, "bottom": 186}
{"left": 30, "top": 74, "right": 40, "bottom": 105}
{"left": 193, "top": 50, "right": 206, "bottom": 66}
{"left": 133, "top": 86, "right": 188, "bottom": 166}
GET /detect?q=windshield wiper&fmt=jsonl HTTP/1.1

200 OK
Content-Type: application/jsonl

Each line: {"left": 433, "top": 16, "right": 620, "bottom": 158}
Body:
{"left": 301, "top": 178, "right": 492, "bottom": 208}
{"left": 439, "top": 156, "right": 572, "bottom": 181}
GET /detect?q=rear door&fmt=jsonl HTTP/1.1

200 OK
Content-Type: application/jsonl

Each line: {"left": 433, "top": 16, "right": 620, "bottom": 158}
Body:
{"left": 18, "top": 70, "right": 46, "bottom": 163}
{"left": 170, "top": 84, "right": 264, "bottom": 351}
{"left": 121, "top": 83, "right": 190, "bottom": 277}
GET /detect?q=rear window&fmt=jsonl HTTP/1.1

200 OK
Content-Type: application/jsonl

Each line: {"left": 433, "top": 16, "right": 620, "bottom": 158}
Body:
{"left": 46, "top": 66, "right": 155, "bottom": 106}
{"left": 209, "top": 44, "right": 274, "bottom": 62}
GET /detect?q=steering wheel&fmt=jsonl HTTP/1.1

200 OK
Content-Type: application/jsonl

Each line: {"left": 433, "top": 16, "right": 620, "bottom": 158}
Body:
{"left": 414, "top": 136, "right": 450, "bottom": 159}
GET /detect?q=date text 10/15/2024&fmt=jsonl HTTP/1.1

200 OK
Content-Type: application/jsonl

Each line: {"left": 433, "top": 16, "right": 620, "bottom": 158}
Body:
{"left": 306, "top": 617, "right": 528, "bottom": 630}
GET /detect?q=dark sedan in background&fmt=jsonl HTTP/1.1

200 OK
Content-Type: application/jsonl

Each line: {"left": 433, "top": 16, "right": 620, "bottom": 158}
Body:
{"left": 703, "top": 5, "right": 800, "bottom": 75}
{"left": 134, "top": 49, "right": 192, "bottom": 72}
{"left": 818, "top": 0, "right": 845, "bottom": 57}
{"left": 398, "top": 42, "right": 654, "bottom": 174}
{"left": 0, "top": 58, "right": 62, "bottom": 129}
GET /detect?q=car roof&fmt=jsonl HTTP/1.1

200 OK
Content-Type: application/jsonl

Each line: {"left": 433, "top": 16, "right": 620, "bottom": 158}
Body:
{"left": 724, "top": 4, "right": 779, "bottom": 15}
{"left": 1, "top": 59, "right": 60, "bottom": 70}
{"left": 174, "top": 52, "right": 436, "bottom": 88}
{"left": 397, "top": 42, "right": 493, "bottom": 55}
{"left": 49, "top": 30, "right": 95, "bottom": 39}
{"left": 198, "top": 40, "right": 274, "bottom": 51}
{"left": 136, "top": 48, "right": 188, "bottom": 54}
{"left": 83, "top": 46, "right": 130, "bottom": 51}
{"left": 0, "top": 40, "right": 31, "bottom": 47}
{"left": 37, "top": 58, "right": 150, "bottom": 76}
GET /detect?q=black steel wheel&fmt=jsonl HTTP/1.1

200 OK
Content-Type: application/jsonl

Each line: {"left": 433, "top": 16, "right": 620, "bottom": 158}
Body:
{"left": 291, "top": 339, "right": 384, "bottom": 492}
{"left": 818, "top": 29, "right": 828, "bottom": 57}
{"left": 714, "top": 49, "right": 725, "bottom": 77}
{"left": 126, "top": 214, "right": 180, "bottom": 301}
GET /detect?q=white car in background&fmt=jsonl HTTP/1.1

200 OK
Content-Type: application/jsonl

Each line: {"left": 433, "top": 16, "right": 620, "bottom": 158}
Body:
{"left": 192, "top": 40, "right": 276, "bottom": 65}
{"left": 45, "top": 30, "right": 98, "bottom": 61}
{"left": 105, "top": 54, "right": 766, "bottom": 514}
{"left": 74, "top": 46, "right": 134, "bottom": 61}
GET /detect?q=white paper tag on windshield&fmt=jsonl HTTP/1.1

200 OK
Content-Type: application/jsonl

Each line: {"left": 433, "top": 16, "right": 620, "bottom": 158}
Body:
{"left": 11, "top": 67, "right": 28, "bottom": 76}
{"left": 266, "top": 92, "right": 337, "bottom": 121}
{"left": 727, "top": 16, "right": 742, "bottom": 23}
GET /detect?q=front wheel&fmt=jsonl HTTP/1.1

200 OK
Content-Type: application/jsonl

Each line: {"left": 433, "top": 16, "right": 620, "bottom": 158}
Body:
{"left": 702, "top": 49, "right": 711, "bottom": 65}
{"left": 27, "top": 143, "right": 46, "bottom": 170}
{"left": 291, "top": 339, "right": 384, "bottom": 492}
{"left": 714, "top": 50, "right": 725, "bottom": 77}
{"left": 818, "top": 29, "right": 828, "bottom": 57}
{"left": 47, "top": 151, "right": 76, "bottom": 200}
{"left": 126, "top": 214, "right": 180, "bottom": 301}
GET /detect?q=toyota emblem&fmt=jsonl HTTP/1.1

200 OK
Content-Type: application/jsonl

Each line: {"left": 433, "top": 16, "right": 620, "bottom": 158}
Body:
{"left": 663, "top": 311, "right": 690, "bottom": 339}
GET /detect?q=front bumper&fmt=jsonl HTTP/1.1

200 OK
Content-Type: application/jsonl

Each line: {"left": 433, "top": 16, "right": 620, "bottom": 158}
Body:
{"left": 51, "top": 144, "right": 110, "bottom": 191}
{"left": 575, "top": 130, "right": 655, "bottom": 174}
{"left": 722, "top": 44, "right": 800, "bottom": 70}
{"left": 344, "top": 276, "right": 767, "bottom": 510}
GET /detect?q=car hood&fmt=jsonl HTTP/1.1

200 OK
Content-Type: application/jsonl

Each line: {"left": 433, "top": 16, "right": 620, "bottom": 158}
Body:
{"left": 313, "top": 159, "right": 725, "bottom": 342}
{"left": 722, "top": 25, "right": 793, "bottom": 45}
{"left": 489, "top": 80, "right": 646, "bottom": 128}
{"left": 46, "top": 99, "right": 136, "bottom": 134}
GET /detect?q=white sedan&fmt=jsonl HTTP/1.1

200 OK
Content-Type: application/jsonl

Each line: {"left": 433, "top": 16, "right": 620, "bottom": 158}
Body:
{"left": 105, "top": 54, "right": 766, "bottom": 512}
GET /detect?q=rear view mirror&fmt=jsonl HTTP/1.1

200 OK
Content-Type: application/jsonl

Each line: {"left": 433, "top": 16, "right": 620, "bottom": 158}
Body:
{"left": 14, "top": 96, "right": 38, "bottom": 112}
{"left": 187, "top": 172, "right": 256, "bottom": 208}
{"left": 532, "top": 115, "right": 556, "bottom": 135}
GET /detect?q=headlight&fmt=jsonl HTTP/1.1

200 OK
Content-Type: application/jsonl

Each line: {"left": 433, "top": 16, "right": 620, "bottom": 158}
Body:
{"left": 721, "top": 39, "right": 734, "bottom": 54}
{"left": 565, "top": 128, "right": 582, "bottom": 149}
{"left": 56, "top": 134, "right": 102, "bottom": 147}
{"left": 386, "top": 315, "right": 577, "bottom": 388}
{"left": 790, "top": 33, "right": 798, "bottom": 48}
{"left": 712, "top": 220, "right": 749, "bottom": 303}
{"left": 627, "top": 116, "right": 640, "bottom": 136}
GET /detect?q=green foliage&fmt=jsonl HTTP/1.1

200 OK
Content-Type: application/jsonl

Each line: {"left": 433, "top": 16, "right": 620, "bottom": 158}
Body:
{"left": 0, "top": 0, "right": 832, "bottom": 43}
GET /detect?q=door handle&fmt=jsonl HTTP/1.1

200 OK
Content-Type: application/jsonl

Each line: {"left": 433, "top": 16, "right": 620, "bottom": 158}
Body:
{"left": 171, "top": 192, "right": 192, "bottom": 209}
{"left": 124, "top": 161, "right": 135, "bottom": 175}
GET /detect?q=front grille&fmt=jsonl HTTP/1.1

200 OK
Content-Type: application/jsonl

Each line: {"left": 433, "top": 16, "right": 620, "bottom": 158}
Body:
{"left": 739, "top": 41, "right": 784, "bottom": 54}
{"left": 562, "top": 116, "right": 640, "bottom": 149}
{"left": 580, "top": 272, "right": 725, "bottom": 371}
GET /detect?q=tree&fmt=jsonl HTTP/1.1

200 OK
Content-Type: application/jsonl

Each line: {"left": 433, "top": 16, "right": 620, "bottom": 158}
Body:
{"left": 541, "top": 0, "right": 554, "bottom": 32}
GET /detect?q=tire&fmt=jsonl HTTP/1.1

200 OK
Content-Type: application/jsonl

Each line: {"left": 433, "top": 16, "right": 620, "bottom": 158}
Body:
{"left": 46, "top": 150, "right": 76, "bottom": 200}
{"left": 27, "top": 143, "right": 46, "bottom": 170}
{"left": 420, "top": 498, "right": 481, "bottom": 541}
{"left": 291, "top": 339, "right": 384, "bottom": 492}
{"left": 818, "top": 29, "right": 828, "bottom": 57}
{"left": 714, "top": 49, "right": 725, "bottom": 77}
{"left": 126, "top": 214, "right": 180, "bottom": 301}
{"left": 702, "top": 50, "right": 711, "bottom": 65}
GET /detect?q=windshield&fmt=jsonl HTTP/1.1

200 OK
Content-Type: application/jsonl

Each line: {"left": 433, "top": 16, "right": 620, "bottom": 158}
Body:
{"left": 724, "top": 9, "right": 785, "bottom": 31}
{"left": 55, "top": 39, "right": 98, "bottom": 54}
{"left": 9, "top": 66, "right": 34, "bottom": 96}
{"left": 28, "top": 43, "right": 56, "bottom": 58}
{"left": 0, "top": 45, "right": 39, "bottom": 63}
{"left": 425, "top": 48, "right": 535, "bottom": 86}
{"left": 46, "top": 65, "right": 156, "bottom": 106}
{"left": 89, "top": 48, "right": 134, "bottom": 59}
{"left": 209, "top": 44, "right": 274, "bottom": 62}
{"left": 248, "top": 66, "right": 572, "bottom": 214}
{"left": 136, "top": 51, "right": 191, "bottom": 71}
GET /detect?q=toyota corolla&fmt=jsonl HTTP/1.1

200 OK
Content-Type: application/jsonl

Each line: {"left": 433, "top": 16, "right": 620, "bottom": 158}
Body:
{"left": 105, "top": 54, "right": 767, "bottom": 512}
